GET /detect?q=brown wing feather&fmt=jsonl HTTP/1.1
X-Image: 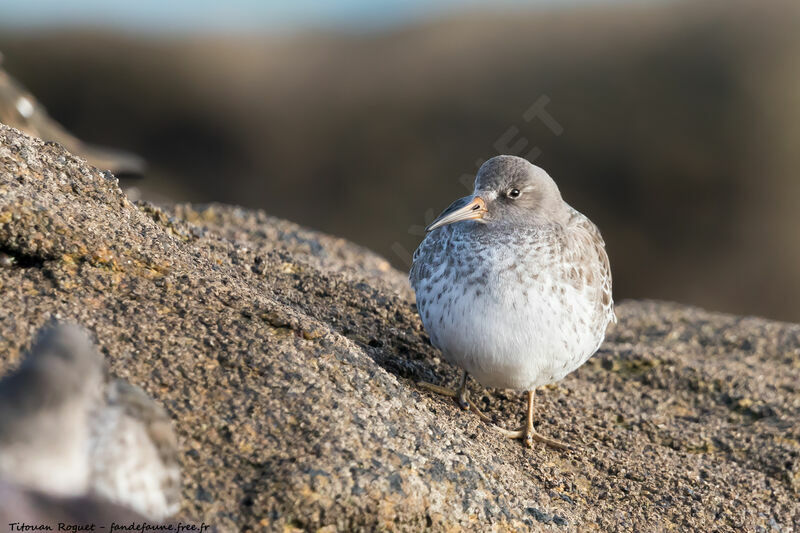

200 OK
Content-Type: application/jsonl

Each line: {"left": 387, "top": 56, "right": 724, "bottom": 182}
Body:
{"left": 567, "top": 208, "right": 616, "bottom": 326}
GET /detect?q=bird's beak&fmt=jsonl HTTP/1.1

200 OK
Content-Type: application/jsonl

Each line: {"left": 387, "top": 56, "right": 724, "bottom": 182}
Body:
{"left": 426, "top": 195, "right": 488, "bottom": 232}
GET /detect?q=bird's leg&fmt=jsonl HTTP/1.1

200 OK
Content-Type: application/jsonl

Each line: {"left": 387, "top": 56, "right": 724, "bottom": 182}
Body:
{"left": 524, "top": 388, "right": 536, "bottom": 447}
{"left": 417, "top": 372, "right": 491, "bottom": 419}
{"left": 418, "top": 378, "right": 569, "bottom": 450}
{"left": 415, "top": 380, "right": 458, "bottom": 398}
{"left": 503, "top": 390, "right": 570, "bottom": 451}
{"left": 416, "top": 371, "right": 468, "bottom": 404}
{"left": 456, "top": 371, "right": 470, "bottom": 410}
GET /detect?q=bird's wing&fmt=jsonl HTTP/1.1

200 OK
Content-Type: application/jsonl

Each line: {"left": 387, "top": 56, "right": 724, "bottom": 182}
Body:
{"left": 409, "top": 229, "right": 449, "bottom": 291}
{"left": 568, "top": 208, "right": 616, "bottom": 325}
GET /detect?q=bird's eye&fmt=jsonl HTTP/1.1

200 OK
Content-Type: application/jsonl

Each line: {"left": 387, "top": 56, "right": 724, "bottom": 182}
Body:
{"left": 507, "top": 188, "right": 521, "bottom": 199}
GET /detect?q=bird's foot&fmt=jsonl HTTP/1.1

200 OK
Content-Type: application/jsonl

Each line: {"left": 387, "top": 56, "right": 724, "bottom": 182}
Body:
{"left": 416, "top": 380, "right": 458, "bottom": 398}
{"left": 495, "top": 425, "right": 570, "bottom": 451}
{"left": 417, "top": 381, "right": 568, "bottom": 451}
{"left": 457, "top": 385, "right": 470, "bottom": 411}
{"left": 417, "top": 381, "right": 487, "bottom": 415}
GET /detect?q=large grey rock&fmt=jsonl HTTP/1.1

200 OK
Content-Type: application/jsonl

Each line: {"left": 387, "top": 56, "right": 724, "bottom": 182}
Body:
{"left": 0, "top": 123, "right": 798, "bottom": 531}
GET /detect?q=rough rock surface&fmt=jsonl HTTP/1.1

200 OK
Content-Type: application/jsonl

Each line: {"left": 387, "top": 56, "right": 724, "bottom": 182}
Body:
{"left": 0, "top": 123, "right": 798, "bottom": 532}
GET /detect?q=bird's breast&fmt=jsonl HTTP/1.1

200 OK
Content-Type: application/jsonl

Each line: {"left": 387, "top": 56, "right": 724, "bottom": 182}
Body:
{"left": 414, "top": 234, "right": 607, "bottom": 389}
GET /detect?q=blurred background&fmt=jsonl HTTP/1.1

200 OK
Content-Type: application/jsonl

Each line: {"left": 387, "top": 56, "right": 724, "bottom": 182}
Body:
{"left": 0, "top": 0, "right": 798, "bottom": 321}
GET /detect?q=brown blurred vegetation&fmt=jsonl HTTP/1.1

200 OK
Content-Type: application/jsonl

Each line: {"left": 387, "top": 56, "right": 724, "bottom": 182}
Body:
{"left": 1, "top": 0, "right": 798, "bottom": 321}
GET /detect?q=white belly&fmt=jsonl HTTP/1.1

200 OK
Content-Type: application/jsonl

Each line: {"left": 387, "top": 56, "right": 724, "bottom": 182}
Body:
{"left": 90, "top": 405, "right": 179, "bottom": 521}
{"left": 417, "top": 262, "right": 605, "bottom": 390}
{"left": 0, "top": 406, "right": 90, "bottom": 496}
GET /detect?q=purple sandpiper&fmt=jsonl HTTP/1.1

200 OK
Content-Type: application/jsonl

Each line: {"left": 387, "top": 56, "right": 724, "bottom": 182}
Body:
{"left": 0, "top": 323, "right": 180, "bottom": 520}
{"left": 410, "top": 155, "right": 615, "bottom": 449}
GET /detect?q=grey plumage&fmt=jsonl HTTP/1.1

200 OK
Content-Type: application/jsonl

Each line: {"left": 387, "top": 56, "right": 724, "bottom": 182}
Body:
{"left": 410, "top": 155, "right": 614, "bottom": 447}
{"left": 0, "top": 323, "right": 181, "bottom": 519}
{"left": 0, "top": 324, "right": 103, "bottom": 497}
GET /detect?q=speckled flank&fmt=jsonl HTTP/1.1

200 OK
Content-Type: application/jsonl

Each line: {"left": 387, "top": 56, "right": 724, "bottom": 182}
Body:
{"left": 410, "top": 156, "right": 615, "bottom": 390}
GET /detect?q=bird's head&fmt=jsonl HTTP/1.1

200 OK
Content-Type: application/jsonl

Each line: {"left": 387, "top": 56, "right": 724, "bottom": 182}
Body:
{"left": 18, "top": 323, "right": 104, "bottom": 392}
{"left": 426, "top": 155, "right": 567, "bottom": 232}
